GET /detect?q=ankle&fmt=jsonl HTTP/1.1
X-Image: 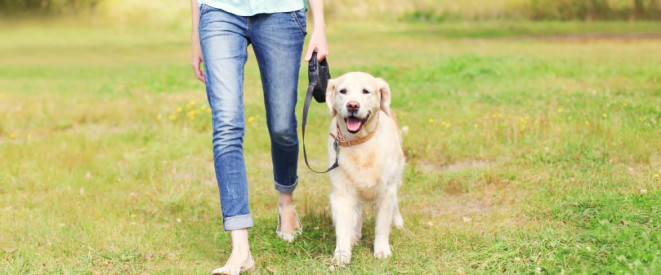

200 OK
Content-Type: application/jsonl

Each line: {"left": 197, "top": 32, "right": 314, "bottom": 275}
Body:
{"left": 278, "top": 192, "right": 295, "bottom": 208}
{"left": 229, "top": 229, "right": 251, "bottom": 250}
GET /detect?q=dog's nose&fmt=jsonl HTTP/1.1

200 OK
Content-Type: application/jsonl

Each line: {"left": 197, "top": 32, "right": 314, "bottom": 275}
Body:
{"left": 346, "top": 101, "right": 360, "bottom": 112}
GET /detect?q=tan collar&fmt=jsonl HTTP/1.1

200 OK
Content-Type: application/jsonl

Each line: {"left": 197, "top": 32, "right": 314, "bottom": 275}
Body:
{"left": 329, "top": 119, "right": 378, "bottom": 147}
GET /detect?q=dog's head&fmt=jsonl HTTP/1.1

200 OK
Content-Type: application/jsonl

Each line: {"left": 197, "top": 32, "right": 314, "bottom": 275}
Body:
{"left": 326, "top": 72, "right": 391, "bottom": 134}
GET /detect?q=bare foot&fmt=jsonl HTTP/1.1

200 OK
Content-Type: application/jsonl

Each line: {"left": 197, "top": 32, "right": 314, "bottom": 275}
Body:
{"left": 278, "top": 193, "right": 301, "bottom": 235}
{"left": 211, "top": 229, "right": 254, "bottom": 275}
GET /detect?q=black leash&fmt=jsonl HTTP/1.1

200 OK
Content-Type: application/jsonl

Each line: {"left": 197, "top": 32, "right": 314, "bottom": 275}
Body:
{"left": 301, "top": 52, "right": 339, "bottom": 173}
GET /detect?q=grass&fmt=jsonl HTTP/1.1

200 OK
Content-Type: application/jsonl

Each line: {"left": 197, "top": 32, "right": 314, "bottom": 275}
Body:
{"left": 1, "top": 18, "right": 660, "bottom": 274}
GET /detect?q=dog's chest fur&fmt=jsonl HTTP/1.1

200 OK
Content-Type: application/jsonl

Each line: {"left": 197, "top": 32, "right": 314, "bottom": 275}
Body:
{"left": 338, "top": 145, "right": 384, "bottom": 200}
{"left": 332, "top": 125, "right": 402, "bottom": 202}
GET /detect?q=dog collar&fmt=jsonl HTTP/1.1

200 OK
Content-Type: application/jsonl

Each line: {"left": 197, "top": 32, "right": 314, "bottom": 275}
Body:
{"left": 329, "top": 119, "right": 378, "bottom": 148}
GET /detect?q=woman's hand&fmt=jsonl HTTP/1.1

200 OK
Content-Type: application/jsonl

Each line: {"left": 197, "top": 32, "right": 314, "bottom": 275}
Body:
{"left": 191, "top": 0, "right": 205, "bottom": 83}
{"left": 191, "top": 42, "right": 205, "bottom": 83}
{"left": 304, "top": 0, "right": 328, "bottom": 62}
{"left": 304, "top": 30, "right": 328, "bottom": 62}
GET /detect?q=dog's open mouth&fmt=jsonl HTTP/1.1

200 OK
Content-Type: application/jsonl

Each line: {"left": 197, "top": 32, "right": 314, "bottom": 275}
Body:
{"left": 344, "top": 113, "right": 370, "bottom": 134}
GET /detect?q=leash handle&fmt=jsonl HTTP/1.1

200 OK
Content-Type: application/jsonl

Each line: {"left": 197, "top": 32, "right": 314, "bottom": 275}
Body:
{"left": 302, "top": 83, "right": 339, "bottom": 174}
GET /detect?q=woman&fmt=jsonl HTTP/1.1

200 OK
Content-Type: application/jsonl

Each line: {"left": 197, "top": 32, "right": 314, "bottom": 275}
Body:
{"left": 190, "top": 0, "right": 328, "bottom": 273}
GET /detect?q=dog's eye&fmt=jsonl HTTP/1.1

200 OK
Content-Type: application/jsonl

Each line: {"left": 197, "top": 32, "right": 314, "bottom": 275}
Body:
{"left": 339, "top": 89, "right": 347, "bottom": 94}
{"left": 362, "top": 89, "right": 370, "bottom": 94}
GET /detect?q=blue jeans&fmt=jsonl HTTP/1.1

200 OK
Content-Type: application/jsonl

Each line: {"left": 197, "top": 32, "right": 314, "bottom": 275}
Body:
{"left": 199, "top": 4, "right": 306, "bottom": 231}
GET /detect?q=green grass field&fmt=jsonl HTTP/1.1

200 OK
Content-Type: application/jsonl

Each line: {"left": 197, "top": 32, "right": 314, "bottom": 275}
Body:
{"left": 1, "top": 19, "right": 660, "bottom": 274}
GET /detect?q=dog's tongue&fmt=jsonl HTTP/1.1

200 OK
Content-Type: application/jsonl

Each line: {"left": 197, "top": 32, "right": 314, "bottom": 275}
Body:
{"left": 346, "top": 117, "right": 362, "bottom": 132}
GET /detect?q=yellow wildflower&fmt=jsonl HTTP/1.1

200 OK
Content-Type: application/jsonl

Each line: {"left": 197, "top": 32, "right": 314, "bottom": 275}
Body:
{"left": 602, "top": 113, "right": 607, "bottom": 118}
{"left": 130, "top": 214, "right": 136, "bottom": 218}
{"left": 247, "top": 116, "right": 255, "bottom": 123}
{"left": 428, "top": 118, "right": 434, "bottom": 124}
{"left": 585, "top": 120, "right": 590, "bottom": 125}
{"left": 156, "top": 115, "right": 162, "bottom": 120}
{"left": 654, "top": 174, "right": 659, "bottom": 179}
{"left": 176, "top": 107, "right": 183, "bottom": 113}
{"left": 441, "top": 121, "right": 446, "bottom": 126}
{"left": 27, "top": 134, "right": 32, "bottom": 139}
{"left": 169, "top": 114, "right": 176, "bottom": 120}
{"left": 557, "top": 108, "right": 563, "bottom": 113}
{"left": 190, "top": 100, "right": 196, "bottom": 105}
{"left": 10, "top": 133, "right": 16, "bottom": 139}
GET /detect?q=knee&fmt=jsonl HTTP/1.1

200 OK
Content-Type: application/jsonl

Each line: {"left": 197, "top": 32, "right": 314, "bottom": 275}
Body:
{"left": 212, "top": 118, "right": 244, "bottom": 150}
{"left": 269, "top": 122, "right": 297, "bottom": 146}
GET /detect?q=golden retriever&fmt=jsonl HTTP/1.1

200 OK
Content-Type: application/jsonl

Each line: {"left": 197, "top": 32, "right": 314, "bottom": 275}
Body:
{"left": 325, "top": 72, "right": 405, "bottom": 267}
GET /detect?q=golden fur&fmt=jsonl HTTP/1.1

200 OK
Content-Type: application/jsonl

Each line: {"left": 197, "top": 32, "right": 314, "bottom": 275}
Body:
{"left": 325, "top": 72, "right": 405, "bottom": 266}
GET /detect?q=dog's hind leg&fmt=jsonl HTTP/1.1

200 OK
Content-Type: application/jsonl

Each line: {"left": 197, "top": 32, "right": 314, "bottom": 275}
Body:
{"left": 330, "top": 192, "right": 357, "bottom": 267}
{"left": 392, "top": 196, "right": 404, "bottom": 229}
{"left": 373, "top": 190, "right": 396, "bottom": 259}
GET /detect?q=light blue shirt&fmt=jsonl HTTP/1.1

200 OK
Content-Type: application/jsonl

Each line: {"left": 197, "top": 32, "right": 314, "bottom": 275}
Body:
{"left": 199, "top": 0, "right": 306, "bottom": 16}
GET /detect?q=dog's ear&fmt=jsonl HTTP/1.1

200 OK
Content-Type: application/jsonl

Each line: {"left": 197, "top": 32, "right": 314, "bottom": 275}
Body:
{"left": 326, "top": 79, "right": 337, "bottom": 116}
{"left": 376, "top": 78, "right": 391, "bottom": 115}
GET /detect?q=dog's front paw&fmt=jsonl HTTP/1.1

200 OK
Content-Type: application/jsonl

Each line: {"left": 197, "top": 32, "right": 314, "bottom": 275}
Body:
{"left": 374, "top": 244, "right": 392, "bottom": 259}
{"left": 331, "top": 248, "right": 351, "bottom": 267}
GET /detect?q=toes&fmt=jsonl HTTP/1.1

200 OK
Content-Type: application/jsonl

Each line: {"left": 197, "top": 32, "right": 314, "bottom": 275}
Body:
{"left": 374, "top": 245, "right": 392, "bottom": 259}
{"left": 332, "top": 250, "right": 351, "bottom": 267}
{"left": 210, "top": 266, "right": 239, "bottom": 275}
{"left": 374, "top": 250, "right": 392, "bottom": 259}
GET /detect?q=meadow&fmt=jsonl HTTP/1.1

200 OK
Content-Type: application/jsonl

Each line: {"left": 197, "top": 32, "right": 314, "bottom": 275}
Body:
{"left": 1, "top": 17, "right": 660, "bottom": 274}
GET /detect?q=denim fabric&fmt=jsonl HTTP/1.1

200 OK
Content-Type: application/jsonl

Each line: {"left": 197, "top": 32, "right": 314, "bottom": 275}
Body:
{"left": 199, "top": 4, "right": 306, "bottom": 231}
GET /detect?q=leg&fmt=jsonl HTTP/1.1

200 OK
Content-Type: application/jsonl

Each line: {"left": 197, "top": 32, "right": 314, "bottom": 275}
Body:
{"left": 250, "top": 10, "right": 306, "bottom": 194}
{"left": 330, "top": 191, "right": 358, "bottom": 266}
{"left": 200, "top": 4, "right": 252, "bottom": 232}
{"left": 352, "top": 208, "right": 363, "bottom": 246}
{"left": 199, "top": 5, "right": 253, "bottom": 273}
{"left": 374, "top": 189, "right": 397, "bottom": 259}
{"left": 392, "top": 191, "right": 404, "bottom": 229}
{"left": 250, "top": 10, "right": 306, "bottom": 236}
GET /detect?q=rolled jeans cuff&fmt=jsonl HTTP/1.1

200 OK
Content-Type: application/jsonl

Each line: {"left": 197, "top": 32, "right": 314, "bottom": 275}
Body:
{"left": 223, "top": 214, "right": 253, "bottom": 231}
{"left": 274, "top": 176, "right": 298, "bottom": 194}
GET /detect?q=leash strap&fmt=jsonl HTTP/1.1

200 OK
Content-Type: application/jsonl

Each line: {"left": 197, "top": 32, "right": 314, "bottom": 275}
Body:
{"left": 302, "top": 84, "right": 339, "bottom": 173}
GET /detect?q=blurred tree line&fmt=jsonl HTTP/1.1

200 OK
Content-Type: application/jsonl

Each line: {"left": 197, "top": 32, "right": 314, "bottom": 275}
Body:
{"left": 0, "top": 0, "right": 99, "bottom": 15}
{"left": 1, "top": 0, "right": 659, "bottom": 20}
{"left": 530, "top": 0, "right": 660, "bottom": 20}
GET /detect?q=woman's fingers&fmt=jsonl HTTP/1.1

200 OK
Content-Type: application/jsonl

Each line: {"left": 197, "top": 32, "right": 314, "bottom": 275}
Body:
{"left": 304, "top": 46, "right": 316, "bottom": 62}
{"left": 316, "top": 48, "right": 328, "bottom": 61}
{"left": 304, "top": 32, "right": 329, "bottom": 62}
{"left": 192, "top": 57, "right": 205, "bottom": 83}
